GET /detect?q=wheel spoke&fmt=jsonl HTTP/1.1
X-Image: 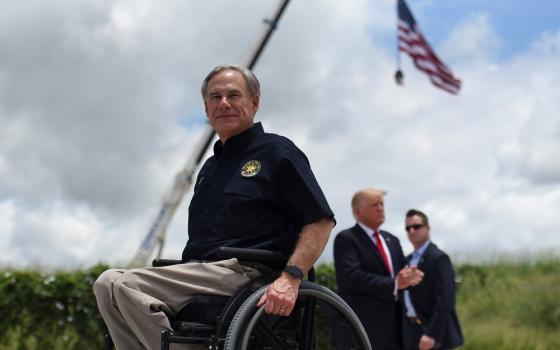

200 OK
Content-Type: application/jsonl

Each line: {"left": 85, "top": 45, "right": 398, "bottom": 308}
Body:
{"left": 253, "top": 322, "right": 291, "bottom": 350}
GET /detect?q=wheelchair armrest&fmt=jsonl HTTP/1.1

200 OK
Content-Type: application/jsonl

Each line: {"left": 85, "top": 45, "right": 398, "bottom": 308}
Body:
{"left": 152, "top": 259, "right": 182, "bottom": 267}
{"left": 217, "top": 247, "right": 287, "bottom": 269}
{"left": 152, "top": 248, "right": 288, "bottom": 269}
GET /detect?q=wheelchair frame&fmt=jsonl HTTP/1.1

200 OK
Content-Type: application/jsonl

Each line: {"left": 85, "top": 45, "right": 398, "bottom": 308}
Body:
{"left": 104, "top": 247, "right": 371, "bottom": 350}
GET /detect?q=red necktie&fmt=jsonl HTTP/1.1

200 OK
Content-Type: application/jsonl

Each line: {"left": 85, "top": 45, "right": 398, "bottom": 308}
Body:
{"left": 374, "top": 231, "right": 392, "bottom": 275}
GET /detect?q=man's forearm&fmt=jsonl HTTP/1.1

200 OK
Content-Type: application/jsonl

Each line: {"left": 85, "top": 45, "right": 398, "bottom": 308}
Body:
{"left": 287, "top": 217, "right": 334, "bottom": 272}
{"left": 257, "top": 216, "right": 334, "bottom": 315}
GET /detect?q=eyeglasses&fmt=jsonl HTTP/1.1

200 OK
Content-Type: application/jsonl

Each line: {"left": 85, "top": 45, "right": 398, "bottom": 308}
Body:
{"left": 405, "top": 224, "right": 424, "bottom": 232}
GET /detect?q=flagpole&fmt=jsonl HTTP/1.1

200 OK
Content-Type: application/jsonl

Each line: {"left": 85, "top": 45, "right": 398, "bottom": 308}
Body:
{"left": 395, "top": 0, "right": 404, "bottom": 85}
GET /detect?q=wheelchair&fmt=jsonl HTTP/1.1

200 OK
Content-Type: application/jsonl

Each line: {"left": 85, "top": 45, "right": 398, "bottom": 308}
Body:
{"left": 104, "top": 247, "right": 371, "bottom": 350}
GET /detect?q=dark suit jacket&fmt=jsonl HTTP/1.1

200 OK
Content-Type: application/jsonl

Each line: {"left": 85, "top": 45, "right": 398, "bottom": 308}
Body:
{"left": 333, "top": 224, "right": 407, "bottom": 349}
{"left": 403, "top": 242, "right": 463, "bottom": 349}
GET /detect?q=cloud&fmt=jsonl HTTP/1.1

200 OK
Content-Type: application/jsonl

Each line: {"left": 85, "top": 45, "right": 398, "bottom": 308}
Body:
{"left": 0, "top": 198, "right": 153, "bottom": 267}
{"left": 495, "top": 31, "right": 560, "bottom": 185}
{"left": 441, "top": 13, "right": 503, "bottom": 63}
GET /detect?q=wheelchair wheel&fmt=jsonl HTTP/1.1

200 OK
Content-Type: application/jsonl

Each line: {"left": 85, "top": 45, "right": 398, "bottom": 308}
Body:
{"left": 224, "top": 281, "right": 372, "bottom": 350}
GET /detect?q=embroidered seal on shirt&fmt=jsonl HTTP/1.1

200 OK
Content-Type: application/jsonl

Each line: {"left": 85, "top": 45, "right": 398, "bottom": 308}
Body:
{"left": 241, "top": 160, "right": 262, "bottom": 177}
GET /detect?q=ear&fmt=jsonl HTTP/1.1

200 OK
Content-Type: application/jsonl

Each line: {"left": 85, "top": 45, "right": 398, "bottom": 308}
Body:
{"left": 204, "top": 100, "right": 209, "bottom": 118}
{"left": 251, "top": 95, "right": 260, "bottom": 113}
{"left": 352, "top": 206, "right": 360, "bottom": 221}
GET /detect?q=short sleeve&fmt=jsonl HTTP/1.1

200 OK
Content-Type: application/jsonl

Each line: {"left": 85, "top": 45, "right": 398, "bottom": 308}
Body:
{"left": 277, "top": 148, "right": 335, "bottom": 228}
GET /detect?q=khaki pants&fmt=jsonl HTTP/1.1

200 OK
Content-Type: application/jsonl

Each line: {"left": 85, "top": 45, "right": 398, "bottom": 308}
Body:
{"left": 93, "top": 258, "right": 260, "bottom": 350}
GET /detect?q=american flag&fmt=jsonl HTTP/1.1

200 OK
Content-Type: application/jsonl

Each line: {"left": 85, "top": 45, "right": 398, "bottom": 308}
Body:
{"left": 397, "top": 0, "right": 461, "bottom": 94}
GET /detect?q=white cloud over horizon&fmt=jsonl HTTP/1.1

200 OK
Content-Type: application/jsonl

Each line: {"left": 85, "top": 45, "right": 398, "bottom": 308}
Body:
{"left": 1, "top": 0, "right": 560, "bottom": 269}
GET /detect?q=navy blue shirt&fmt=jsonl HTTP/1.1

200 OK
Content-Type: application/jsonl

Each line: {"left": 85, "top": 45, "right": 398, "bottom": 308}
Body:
{"left": 182, "top": 122, "right": 334, "bottom": 261}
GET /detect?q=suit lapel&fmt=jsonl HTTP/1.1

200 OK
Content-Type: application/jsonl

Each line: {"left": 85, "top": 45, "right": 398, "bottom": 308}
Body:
{"left": 352, "top": 224, "right": 391, "bottom": 274}
{"left": 417, "top": 242, "right": 434, "bottom": 270}
{"left": 406, "top": 253, "right": 413, "bottom": 264}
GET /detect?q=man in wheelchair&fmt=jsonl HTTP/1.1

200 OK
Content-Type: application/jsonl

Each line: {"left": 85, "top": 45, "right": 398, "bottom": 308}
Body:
{"left": 93, "top": 64, "right": 337, "bottom": 350}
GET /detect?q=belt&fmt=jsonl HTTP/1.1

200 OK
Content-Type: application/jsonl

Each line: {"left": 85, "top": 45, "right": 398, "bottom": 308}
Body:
{"left": 407, "top": 317, "right": 422, "bottom": 326}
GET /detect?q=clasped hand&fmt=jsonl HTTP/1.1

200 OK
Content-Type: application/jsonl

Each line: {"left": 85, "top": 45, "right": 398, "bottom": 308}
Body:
{"left": 397, "top": 265, "right": 424, "bottom": 289}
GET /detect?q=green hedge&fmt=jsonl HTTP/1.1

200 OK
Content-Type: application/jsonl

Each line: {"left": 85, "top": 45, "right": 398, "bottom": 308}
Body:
{"left": 2, "top": 259, "right": 560, "bottom": 349}
{"left": 0, "top": 264, "right": 108, "bottom": 350}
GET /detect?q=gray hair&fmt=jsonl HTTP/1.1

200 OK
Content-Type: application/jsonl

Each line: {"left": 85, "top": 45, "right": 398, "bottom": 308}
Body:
{"left": 200, "top": 64, "right": 261, "bottom": 99}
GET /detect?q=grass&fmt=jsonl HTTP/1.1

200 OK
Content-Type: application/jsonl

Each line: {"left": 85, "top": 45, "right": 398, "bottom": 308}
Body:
{"left": 456, "top": 258, "right": 560, "bottom": 350}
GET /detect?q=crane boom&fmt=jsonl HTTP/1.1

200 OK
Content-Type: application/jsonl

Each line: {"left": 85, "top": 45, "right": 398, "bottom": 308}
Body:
{"left": 128, "top": 0, "right": 291, "bottom": 267}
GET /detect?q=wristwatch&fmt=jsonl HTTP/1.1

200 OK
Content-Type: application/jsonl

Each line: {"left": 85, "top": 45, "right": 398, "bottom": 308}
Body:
{"left": 283, "top": 265, "right": 304, "bottom": 279}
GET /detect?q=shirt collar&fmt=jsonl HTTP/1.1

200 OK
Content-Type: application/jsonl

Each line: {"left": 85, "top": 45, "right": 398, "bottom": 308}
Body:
{"left": 357, "top": 221, "right": 376, "bottom": 237}
{"left": 413, "top": 240, "right": 431, "bottom": 258}
{"left": 213, "top": 122, "right": 264, "bottom": 157}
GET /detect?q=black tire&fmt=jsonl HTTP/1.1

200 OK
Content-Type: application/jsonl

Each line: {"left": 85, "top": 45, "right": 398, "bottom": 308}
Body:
{"left": 224, "top": 281, "right": 372, "bottom": 350}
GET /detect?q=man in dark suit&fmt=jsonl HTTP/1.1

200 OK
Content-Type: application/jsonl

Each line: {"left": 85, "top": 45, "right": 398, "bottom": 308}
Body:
{"left": 402, "top": 209, "right": 463, "bottom": 350}
{"left": 333, "top": 188, "right": 424, "bottom": 350}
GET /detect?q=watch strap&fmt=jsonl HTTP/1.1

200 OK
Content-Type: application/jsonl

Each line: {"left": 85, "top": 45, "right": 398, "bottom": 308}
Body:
{"left": 283, "top": 265, "right": 304, "bottom": 279}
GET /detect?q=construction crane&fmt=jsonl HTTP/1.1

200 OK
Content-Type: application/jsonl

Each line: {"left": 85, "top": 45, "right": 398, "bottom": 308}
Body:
{"left": 128, "top": 0, "right": 291, "bottom": 267}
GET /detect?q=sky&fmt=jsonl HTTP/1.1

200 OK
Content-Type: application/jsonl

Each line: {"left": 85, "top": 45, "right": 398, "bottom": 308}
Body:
{"left": 1, "top": 0, "right": 560, "bottom": 269}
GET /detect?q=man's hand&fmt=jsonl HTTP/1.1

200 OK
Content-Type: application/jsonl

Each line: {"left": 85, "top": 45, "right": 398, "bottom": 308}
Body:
{"left": 397, "top": 265, "right": 424, "bottom": 290}
{"left": 256, "top": 217, "right": 333, "bottom": 316}
{"left": 256, "top": 272, "right": 301, "bottom": 316}
{"left": 419, "top": 334, "right": 436, "bottom": 350}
